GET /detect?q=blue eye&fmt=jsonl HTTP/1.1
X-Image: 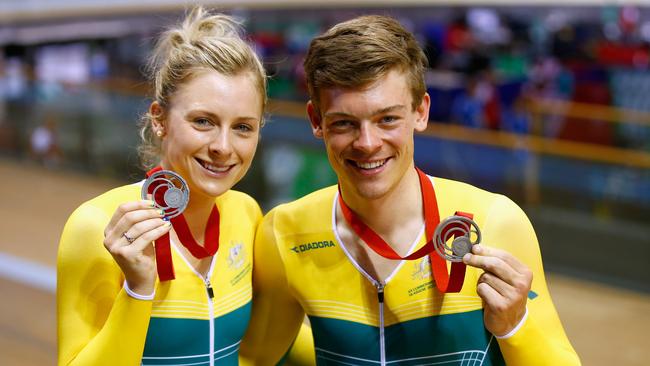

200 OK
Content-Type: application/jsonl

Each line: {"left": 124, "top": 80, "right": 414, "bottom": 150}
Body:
{"left": 381, "top": 116, "right": 398, "bottom": 123}
{"left": 332, "top": 120, "right": 353, "bottom": 128}
{"left": 194, "top": 118, "right": 211, "bottom": 126}
{"left": 235, "top": 124, "right": 253, "bottom": 132}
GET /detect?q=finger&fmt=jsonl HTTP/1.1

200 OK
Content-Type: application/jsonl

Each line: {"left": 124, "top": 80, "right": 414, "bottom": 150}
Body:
{"left": 463, "top": 249, "right": 520, "bottom": 286}
{"left": 126, "top": 217, "right": 169, "bottom": 243}
{"left": 129, "top": 221, "right": 172, "bottom": 252}
{"left": 472, "top": 245, "right": 529, "bottom": 274}
{"left": 472, "top": 245, "right": 534, "bottom": 291}
{"left": 478, "top": 271, "right": 516, "bottom": 299}
{"left": 105, "top": 201, "right": 157, "bottom": 244}
{"left": 476, "top": 281, "right": 505, "bottom": 309}
{"left": 106, "top": 200, "right": 156, "bottom": 233}
{"left": 110, "top": 207, "right": 165, "bottom": 243}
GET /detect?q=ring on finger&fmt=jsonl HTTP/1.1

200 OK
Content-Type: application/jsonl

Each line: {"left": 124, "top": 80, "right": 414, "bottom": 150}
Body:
{"left": 122, "top": 232, "right": 135, "bottom": 244}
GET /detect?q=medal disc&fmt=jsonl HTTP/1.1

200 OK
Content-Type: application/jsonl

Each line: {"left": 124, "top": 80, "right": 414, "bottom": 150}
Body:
{"left": 163, "top": 187, "right": 185, "bottom": 209}
{"left": 141, "top": 170, "right": 190, "bottom": 219}
{"left": 451, "top": 236, "right": 472, "bottom": 257}
{"left": 433, "top": 215, "right": 481, "bottom": 262}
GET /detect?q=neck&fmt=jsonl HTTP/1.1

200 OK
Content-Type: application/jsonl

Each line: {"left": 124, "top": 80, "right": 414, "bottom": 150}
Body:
{"left": 339, "top": 165, "right": 423, "bottom": 236}
{"left": 180, "top": 192, "right": 216, "bottom": 241}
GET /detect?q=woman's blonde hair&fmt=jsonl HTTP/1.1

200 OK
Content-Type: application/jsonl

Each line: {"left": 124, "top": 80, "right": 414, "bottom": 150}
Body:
{"left": 139, "top": 6, "right": 267, "bottom": 168}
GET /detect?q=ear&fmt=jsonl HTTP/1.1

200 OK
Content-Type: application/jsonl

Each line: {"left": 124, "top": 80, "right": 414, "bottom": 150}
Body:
{"left": 149, "top": 101, "right": 166, "bottom": 133}
{"left": 414, "top": 93, "right": 430, "bottom": 132}
{"left": 307, "top": 100, "right": 323, "bottom": 139}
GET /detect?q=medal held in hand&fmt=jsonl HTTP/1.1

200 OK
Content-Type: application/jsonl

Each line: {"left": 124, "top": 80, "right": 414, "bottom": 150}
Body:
{"left": 141, "top": 167, "right": 220, "bottom": 282}
{"left": 141, "top": 168, "right": 191, "bottom": 281}
{"left": 141, "top": 169, "right": 190, "bottom": 219}
{"left": 433, "top": 214, "right": 481, "bottom": 262}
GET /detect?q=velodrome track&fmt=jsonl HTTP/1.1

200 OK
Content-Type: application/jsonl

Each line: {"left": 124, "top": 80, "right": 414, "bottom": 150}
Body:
{"left": 0, "top": 158, "right": 647, "bottom": 365}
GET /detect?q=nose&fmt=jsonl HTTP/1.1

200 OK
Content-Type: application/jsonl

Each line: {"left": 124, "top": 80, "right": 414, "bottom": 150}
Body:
{"left": 352, "top": 122, "right": 382, "bottom": 153}
{"left": 209, "top": 129, "right": 233, "bottom": 156}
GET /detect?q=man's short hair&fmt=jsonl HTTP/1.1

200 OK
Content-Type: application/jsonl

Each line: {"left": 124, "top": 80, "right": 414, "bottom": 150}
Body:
{"left": 303, "top": 15, "right": 428, "bottom": 114}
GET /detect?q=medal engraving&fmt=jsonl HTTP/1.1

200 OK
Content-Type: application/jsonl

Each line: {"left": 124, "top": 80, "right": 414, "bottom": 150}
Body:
{"left": 433, "top": 215, "right": 481, "bottom": 262}
{"left": 164, "top": 187, "right": 184, "bottom": 208}
{"left": 141, "top": 170, "right": 190, "bottom": 219}
{"left": 452, "top": 237, "right": 472, "bottom": 257}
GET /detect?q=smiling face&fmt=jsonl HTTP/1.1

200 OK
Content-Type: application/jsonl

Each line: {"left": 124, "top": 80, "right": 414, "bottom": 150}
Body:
{"left": 152, "top": 69, "right": 262, "bottom": 200}
{"left": 308, "top": 69, "right": 430, "bottom": 203}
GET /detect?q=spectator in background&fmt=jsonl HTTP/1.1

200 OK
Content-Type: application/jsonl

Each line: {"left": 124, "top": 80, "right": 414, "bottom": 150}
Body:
{"left": 29, "top": 115, "right": 62, "bottom": 167}
{"left": 480, "top": 69, "right": 502, "bottom": 130}
{"left": 522, "top": 57, "right": 574, "bottom": 138}
{"left": 1, "top": 56, "right": 28, "bottom": 154}
{"left": 451, "top": 76, "right": 485, "bottom": 128}
{"left": 450, "top": 71, "right": 501, "bottom": 130}
{"left": 501, "top": 95, "right": 531, "bottom": 134}
{"left": 4, "top": 57, "right": 28, "bottom": 100}
{"left": 0, "top": 54, "right": 9, "bottom": 151}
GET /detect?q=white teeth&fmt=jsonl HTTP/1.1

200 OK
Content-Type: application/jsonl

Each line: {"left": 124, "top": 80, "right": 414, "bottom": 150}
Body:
{"left": 356, "top": 159, "right": 386, "bottom": 169}
{"left": 201, "top": 160, "right": 230, "bottom": 172}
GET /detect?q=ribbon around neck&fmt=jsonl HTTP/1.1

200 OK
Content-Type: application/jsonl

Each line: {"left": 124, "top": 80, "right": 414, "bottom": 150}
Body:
{"left": 337, "top": 167, "right": 469, "bottom": 293}
{"left": 145, "top": 166, "right": 220, "bottom": 281}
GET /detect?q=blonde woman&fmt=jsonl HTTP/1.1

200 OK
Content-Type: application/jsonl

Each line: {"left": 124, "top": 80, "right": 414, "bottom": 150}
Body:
{"left": 57, "top": 7, "right": 266, "bottom": 365}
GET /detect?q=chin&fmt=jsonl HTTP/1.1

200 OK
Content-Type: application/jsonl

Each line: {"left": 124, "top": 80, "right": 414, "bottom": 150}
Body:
{"left": 201, "top": 188, "right": 230, "bottom": 199}
{"left": 190, "top": 180, "right": 231, "bottom": 199}
{"left": 351, "top": 182, "right": 390, "bottom": 200}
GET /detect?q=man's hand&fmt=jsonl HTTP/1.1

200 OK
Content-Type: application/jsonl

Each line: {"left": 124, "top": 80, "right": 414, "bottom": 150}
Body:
{"left": 463, "top": 244, "right": 532, "bottom": 336}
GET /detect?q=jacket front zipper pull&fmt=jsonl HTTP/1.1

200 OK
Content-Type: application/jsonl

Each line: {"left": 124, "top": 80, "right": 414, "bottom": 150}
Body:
{"left": 377, "top": 282, "right": 386, "bottom": 366}
{"left": 206, "top": 279, "right": 214, "bottom": 299}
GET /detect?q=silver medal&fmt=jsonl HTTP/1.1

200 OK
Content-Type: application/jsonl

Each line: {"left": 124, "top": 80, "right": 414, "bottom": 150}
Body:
{"left": 141, "top": 170, "right": 190, "bottom": 219}
{"left": 433, "top": 215, "right": 481, "bottom": 262}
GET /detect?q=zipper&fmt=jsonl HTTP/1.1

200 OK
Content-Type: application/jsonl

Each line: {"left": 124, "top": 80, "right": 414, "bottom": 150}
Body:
{"left": 169, "top": 240, "right": 218, "bottom": 365}
{"left": 205, "top": 279, "right": 215, "bottom": 299}
{"left": 331, "top": 193, "right": 423, "bottom": 366}
{"left": 377, "top": 282, "right": 386, "bottom": 366}
{"left": 204, "top": 276, "right": 215, "bottom": 365}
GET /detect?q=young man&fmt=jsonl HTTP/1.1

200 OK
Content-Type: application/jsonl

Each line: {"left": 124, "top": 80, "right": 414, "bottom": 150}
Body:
{"left": 241, "top": 15, "right": 580, "bottom": 365}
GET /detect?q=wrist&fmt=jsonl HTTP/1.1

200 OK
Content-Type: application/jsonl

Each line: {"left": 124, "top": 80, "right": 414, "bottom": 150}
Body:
{"left": 123, "top": 280, "right": 155, "bottom": 300}
{"left": 495, "top": 306, "right": 528, "bottom": 339}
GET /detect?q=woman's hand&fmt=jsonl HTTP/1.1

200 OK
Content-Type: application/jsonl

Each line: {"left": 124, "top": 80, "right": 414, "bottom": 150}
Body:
{"left": 103, "top": 200, "right": 171, "bottom": 296}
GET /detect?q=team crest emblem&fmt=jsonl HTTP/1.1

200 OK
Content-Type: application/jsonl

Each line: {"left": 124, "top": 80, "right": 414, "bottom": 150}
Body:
{"left": 227, "top": 242, "right": 245, "bottom": 269}
{"left": 411, "top": 256, "right": 431, "bottom": 280}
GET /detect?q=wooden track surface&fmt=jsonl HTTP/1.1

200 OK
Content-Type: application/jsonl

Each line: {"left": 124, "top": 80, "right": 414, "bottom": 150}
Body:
{"left": 0, "top": 158, "right": 648, "bottom": 365}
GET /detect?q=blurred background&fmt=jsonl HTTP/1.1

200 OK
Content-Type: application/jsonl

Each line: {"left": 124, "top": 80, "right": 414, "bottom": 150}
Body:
{"left": 0, "top": 0, "right": 648, "bottom": 365}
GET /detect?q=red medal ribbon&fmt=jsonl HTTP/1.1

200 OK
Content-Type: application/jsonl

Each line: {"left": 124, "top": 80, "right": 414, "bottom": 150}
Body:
{"left": 145, "top": 167, "right": 220, "bottom": 281}
{"left": 338, "top": 167, "right": 469, "bottom": 293}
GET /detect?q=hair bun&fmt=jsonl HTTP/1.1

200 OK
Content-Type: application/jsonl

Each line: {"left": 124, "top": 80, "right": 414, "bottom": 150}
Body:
{"left": 183, "top": 7, "right": 242, "bottom": 45}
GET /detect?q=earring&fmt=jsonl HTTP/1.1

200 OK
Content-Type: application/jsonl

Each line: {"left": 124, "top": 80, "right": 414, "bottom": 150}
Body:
{"left": 156, "top": 130, "right": 163, "bottom": 137}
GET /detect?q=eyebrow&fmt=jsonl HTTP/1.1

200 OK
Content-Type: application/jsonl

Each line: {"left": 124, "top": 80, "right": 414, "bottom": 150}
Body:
{"left": 188, "top": 109, "right": 260, "bottom": 122}
{"left": 323, "top": 104, "right": 407, "bottom": 119}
